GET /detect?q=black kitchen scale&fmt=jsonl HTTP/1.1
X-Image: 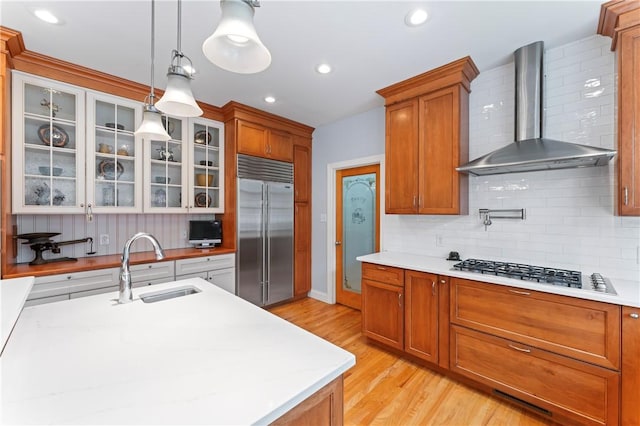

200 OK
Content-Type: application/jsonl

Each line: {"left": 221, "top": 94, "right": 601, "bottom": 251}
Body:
{"left": 15, "top": 233, "right": 94, "bottom": 266}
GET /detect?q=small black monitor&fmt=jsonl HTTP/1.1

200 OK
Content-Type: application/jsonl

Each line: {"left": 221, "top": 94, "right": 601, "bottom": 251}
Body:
{"left": 188, "top": 220, "right": 222, "bottom": 248}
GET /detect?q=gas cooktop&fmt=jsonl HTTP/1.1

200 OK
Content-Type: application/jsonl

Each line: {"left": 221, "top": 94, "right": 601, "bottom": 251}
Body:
{"left": 452, "top": 258, "right": 617, "bottom": 295}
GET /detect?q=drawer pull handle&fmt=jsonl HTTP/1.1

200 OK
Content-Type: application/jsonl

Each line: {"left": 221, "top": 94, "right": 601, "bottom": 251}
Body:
{"left": 509, "top": 289, "right": 531, "bottom": 296}
{"left": 376, "top": 266, "right": 387, "bottom": 271}
{"left": 631, "top": 313, "right": 639, "bottom": 319}
{"left": 440, "top": 279, "right": 446, "bottom": 284}
{"left": 508, "top": 344, "right": 531, "bottom": 353}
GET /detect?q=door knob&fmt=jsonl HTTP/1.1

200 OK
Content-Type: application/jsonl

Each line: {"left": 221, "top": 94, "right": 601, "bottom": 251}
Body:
{"left": 335, "top": 241, "right": 342, "bottom": 245}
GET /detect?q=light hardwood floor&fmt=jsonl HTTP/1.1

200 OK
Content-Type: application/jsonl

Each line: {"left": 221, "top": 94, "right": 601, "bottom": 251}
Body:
{"left": 269, "top": 297, "right": 556, "bottom": 426}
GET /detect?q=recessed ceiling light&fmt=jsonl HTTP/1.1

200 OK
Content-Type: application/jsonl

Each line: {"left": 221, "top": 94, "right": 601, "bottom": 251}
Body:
{"left": 34, "top": 9, "right": 59, "bottom": 24}
{"left": 405, "top": 8, "right": 428, "bottom": 27}
{"left": 264, "top": 96, "right": 276, "bottom": 104}
{"left": 316, "top": 64, "right": 332, "bottom": 74}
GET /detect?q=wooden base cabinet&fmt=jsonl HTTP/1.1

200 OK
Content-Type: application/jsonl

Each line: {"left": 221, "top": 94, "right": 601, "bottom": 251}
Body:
{"left": 622, "top": 306, "right": 640, "bottom": 425}
{"left": 361, "top": 263, "right": 404, "bottom": 350}
{"left": 450, "top": 278, "right": 621, "bottom": 370}
{"left": 404, "top": 270, "right": 439, "bottom": 364}
{"left": 451, "top": 325, "right": 619, "bottom": 426}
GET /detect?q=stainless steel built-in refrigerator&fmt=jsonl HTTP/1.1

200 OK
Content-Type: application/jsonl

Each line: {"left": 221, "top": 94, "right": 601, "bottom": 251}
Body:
{"left": 237, "top": 155, "right": 294, "bottom": 306}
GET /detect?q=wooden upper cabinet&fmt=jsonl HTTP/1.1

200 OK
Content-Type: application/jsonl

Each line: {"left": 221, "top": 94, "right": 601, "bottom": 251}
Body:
{"left": 385, "top": 100, "right": 419, "bottom": 213}
{"left": 236, "top": 119, "right": 293, "bottom": 162}
{"left": 293, "top": 141, "right": 311, "bottom": 203}
{"left": 377, "top": 56, "right": 478, "bottom": 215}
{"left": 598, "top": 1, "right": 640, "bottom": 215}
{"left": 617, "top": 25, "right": 640, "bottom": 215}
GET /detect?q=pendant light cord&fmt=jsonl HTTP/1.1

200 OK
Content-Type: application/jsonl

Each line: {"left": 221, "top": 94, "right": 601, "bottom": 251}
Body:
{"left": 149, "top": 0, "right": 156, "bottom": 103}
{"left": 176, "top": 0, "right": 182, "bottom": 66}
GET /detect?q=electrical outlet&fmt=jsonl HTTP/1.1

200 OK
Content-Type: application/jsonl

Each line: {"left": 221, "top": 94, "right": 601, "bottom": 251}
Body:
{"left": 182, "top": 230, "right": 187, "bottom": 239}
{"left": 436, "top": 234, "right": 443, "bottom": 247}
{"left": 99, "top": 234, "right": 110, "bottom": 246}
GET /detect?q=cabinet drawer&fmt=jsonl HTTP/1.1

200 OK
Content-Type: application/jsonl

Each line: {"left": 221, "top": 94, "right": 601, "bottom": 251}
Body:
{"left": 451, "top": 325, "right": 619, "bottom": 426}
{"left": 70, "top": 285, "right": 118, "bottom": 299}
{"left": 30, "top": 268, "right": 119, "bottom": 300}
{"left": 24, "top": 294, "right": 70, "bottom": 307}
{"left": 362, "top": 263, "right": 404, "bottom": 286}
{"left": 206, "top": 268, "right": 236, "bottom": 294}
{"left": 450, "top": 278, "right": 621, "bottom": 370}
{"left": 175, "top": 253, "right": 235, "bottom": 276}
{"left": 130, "top": 261, "right": 175, "bottom": 283}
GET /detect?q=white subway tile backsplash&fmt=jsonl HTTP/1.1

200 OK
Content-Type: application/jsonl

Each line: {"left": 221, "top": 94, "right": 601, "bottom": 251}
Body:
{"left": 384, "top": 35, "right": 640, "bottom": 282}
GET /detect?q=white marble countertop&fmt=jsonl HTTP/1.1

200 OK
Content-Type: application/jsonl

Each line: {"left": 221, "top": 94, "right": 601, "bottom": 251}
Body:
{"left": 1, "top": 276, "right": 34, "bottom": 354}
{"left": 1, "top": 278, "right": 355, "bottom": 425}
{"left": 358, "top": 252, "right": 640, "bottom": 308}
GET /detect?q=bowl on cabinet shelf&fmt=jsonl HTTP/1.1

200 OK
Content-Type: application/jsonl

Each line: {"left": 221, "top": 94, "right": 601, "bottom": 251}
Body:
{"left": 155, "top": 176, "right": 171, "bottom": 184}
{"left": 196, "top": 174, "right": 213, "bottom": 186}
{"left": 199, "top": 160, "right": 213, "bottom": 167}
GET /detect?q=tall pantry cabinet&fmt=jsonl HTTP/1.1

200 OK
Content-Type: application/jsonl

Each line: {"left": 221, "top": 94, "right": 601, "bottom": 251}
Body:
{"left": 377, "top": 56, "right": 479, "bottom": 215}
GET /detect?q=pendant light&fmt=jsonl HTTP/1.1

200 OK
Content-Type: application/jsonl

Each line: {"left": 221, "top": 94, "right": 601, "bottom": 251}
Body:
{"left": 202, "top": 0, "right": 271, "bottom": 74}
{"left": 155, "top": 0, "right": 203, "bottom": 118}
{"left": 135, "top": 0, "right": 171, "bottom": 141}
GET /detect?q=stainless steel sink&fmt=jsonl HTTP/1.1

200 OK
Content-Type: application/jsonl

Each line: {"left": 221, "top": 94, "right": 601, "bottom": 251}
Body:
{"left": 140, "top": 286, "right": 201, "bottom": 303}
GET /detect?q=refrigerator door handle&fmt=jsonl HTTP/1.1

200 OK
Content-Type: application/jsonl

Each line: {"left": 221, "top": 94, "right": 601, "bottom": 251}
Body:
{"left": 262, "top": 185, "right": 269, "bottom": 305}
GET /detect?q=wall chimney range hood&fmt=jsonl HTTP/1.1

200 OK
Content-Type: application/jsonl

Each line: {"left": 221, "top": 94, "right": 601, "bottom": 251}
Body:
{"left": 457, "top": 41, "right": 616, "bottom": 176}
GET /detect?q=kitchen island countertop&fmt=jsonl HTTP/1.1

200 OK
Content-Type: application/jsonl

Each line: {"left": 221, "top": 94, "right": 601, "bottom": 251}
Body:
{"left": 1, "top": 278, "right": 355, "bottom": 425}
{"left": 1, "top": 276, "right": 34, "bottom": 353}
{"left": 358, "top": 251, "right": 640, "bottom": 308}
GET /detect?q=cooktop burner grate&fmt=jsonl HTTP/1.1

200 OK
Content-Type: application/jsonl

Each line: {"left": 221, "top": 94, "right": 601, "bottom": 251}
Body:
{"left": 452, "top": 258, "right": 582, "bottom": 288}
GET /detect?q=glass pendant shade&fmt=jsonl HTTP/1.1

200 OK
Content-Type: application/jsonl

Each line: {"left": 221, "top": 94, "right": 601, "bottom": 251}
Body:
{"left": 202, "top": 0, "right": 271, "bottom": 74}
{"left": 134, "top": 106, "right": 171, "bottom": 141}
{"left": 155, "top": 69, "right": 203, "bottom": 117}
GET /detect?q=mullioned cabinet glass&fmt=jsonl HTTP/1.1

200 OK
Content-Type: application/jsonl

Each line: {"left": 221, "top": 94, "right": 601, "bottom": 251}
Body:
{"left": 12, "top": 72, "right": 86, "bottom": 213}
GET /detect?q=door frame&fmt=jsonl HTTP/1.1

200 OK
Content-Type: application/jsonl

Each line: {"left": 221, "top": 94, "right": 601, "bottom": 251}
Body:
{"left": 326, "top": 154, "right": 385, "bottom": 305}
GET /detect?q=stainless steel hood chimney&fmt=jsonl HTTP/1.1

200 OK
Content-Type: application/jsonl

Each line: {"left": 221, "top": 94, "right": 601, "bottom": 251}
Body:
{"left": 457, "top": 41, "right": 616, "bottom": 176}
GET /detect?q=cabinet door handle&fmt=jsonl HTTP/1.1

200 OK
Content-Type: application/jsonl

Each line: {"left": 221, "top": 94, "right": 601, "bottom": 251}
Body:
{"left": 631, "top": 313, "right": 639, "bottom": 319}
{"left": 508, "top": 344, "right": 531, "bottom": 353}
{"left": 413, "top": 196, "right": 417, "bottom": 208}
{"left": 418, "top": 195, "right": 423, "bottom": 208}
{"left": 432, "top": 281, "right": 436, "bottom": 296}
{"left": 398, "top": 292, "right": 402, "bottom": 306}
{"left": 509, "top": 289, "right": 531, "bottom": 296}
{"left": 624, "top": 187, "right": 629, "bottom": 206}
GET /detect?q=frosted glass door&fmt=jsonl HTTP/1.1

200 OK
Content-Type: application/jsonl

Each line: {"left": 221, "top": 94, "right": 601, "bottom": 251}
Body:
{"left": 335, "top": 164, "right": 379, "bottom": 310}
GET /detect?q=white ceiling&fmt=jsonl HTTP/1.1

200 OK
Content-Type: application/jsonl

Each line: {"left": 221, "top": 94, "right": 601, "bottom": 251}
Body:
{"left": 1, "top": 0, "right": 604, "bottom": 129}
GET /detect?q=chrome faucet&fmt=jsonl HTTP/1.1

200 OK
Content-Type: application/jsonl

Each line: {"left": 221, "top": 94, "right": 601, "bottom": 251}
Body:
{"left": 118, "top": 232, "right": 165, "bottom": 304}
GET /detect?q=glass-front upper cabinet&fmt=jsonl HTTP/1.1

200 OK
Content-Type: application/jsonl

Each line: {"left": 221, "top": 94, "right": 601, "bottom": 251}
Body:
{"left": 188, "top": 117, "right": 224, "bottom": 213}
{"left": 86, "top": 92, "right": 142, "bottom": 213}
{"left": 143, "top": 116, "right": 224, "bottom": 213}
{"left": 12, "top": 72, "right": 86, "bottom": 213}
{"left": 143, "top": 115, "right": 188, "bottom": 212}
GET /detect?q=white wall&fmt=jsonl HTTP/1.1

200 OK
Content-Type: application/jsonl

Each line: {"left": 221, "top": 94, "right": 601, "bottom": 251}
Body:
{"left": 311, "top": 108, "right": 385, "bottom": 298}
{"left": 312, "top": 35, "right": 640, "bottom": 299}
